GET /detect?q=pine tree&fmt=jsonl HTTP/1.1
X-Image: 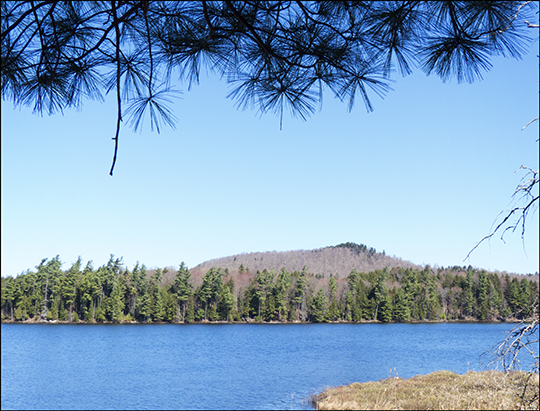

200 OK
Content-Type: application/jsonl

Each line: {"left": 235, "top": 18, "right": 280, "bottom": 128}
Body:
{"left": 174, "top": 262, "right": 193, "bottom": 321}
{"left": 62, "top": 257, "right": 82, "bottom": 322}
{"left": 378, "top": 294, "right": 393, "bottom": 323}
{"left": 370, "top": 270, "right": 391, "bottom": 321}
{"left": 393, "top": 287, "right": 411, "bottom": 322}
{"left": 518, "top": 279, "right": 532, "bottom": 318}
{"left": 273, "top": 268, "right": 291, "bottom": 321}
{"left": 110, "top": 278, "right": 125, "bottom": 322}
{"left": 3, "top": 277, "right": 16, "bottom": 320}
{"left": 425, "top": 276, "right": 442, "bottom": 320}
{"left": 218, "top": 282, "right": 235, "bottom": 321}
{"left": 402, "top": 269, "right": 419, "bottom": 319}
{"left": 185, "top": 297, "right": 195, "bottom": 323}
{"left": 461, "top": 269, "right": 476, "bottom": 318}
{"left": 311, "top": 289, "right": 328, "bottom": 323}
{"left": 139, "top": 290, "right": 152, "bottom": 322}
{"left": 3, "top": 2, "right": 533, "bottom": 175}
{"left": 294, "top": 266, "right": 308, "bottom": 321}
{"left": 477, "top": 271, "right": 490, "bottom": 321}
{"left": 342, "top": 291, "right": 352, "bottom": 322}
{"left": 199, "top": 268, "right": 217, "bottom": 320}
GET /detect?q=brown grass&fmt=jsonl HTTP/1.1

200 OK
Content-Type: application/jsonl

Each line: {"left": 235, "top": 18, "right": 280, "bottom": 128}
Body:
{"left": 310, "top": 370, "right": 539, "bottom": 410}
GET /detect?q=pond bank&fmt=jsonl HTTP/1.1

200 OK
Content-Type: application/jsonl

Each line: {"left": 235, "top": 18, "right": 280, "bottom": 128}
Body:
{"left": 310, "top": 370, "right": 539, "bottom": 410}
{"left": 0, "top": 317, "right": 525, "bottom": 325}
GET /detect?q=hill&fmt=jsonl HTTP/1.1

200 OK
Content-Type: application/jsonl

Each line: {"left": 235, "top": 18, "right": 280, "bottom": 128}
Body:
{"left": 191, "top": 242, "right": 421, "bottom": 279}
{"left": 2, "top": 243, "right": 537, "bottom": 324}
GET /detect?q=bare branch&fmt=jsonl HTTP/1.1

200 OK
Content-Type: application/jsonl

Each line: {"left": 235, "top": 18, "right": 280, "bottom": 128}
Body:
{"left": 109, "top": 0, "right": 122, "bottom": 176}
{"left": 485, "top": 293, "right": 539, "bottom": 408}
{"left": 465, "top": 164, "right": 539, "bottom": 262}
{"left": 522, "top": 117, "right": 539, "bottom": 131}
{"left": 499, "top": 1, "right": 535, "bottom": 33}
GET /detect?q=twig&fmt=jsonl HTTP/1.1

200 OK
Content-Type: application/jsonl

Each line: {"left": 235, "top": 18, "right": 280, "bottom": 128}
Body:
{"left": 109, "top": 0, "right": 122, "bottom": 176}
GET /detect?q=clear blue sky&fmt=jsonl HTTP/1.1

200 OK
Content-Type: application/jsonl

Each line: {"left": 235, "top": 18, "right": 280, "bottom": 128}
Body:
{"left": 2, "top": 39, "right": 539, "bottom": 277}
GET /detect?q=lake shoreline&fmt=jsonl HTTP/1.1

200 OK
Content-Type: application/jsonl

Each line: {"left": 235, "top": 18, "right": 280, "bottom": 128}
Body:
{"left": 1, "top": 317, "right": 525, "bottom": 325}
{"left": 309, "top": 370, "right": 539, "bottom": 410}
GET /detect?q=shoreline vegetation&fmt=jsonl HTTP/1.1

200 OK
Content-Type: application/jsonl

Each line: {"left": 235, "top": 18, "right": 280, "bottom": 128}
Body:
{"left": 0, "top": 317, "right": 529, "bottom": 325}
{"left": 309, "top": 370, "right": 540, "bottom": 410}
{"left": 2, "top": 244, "right": 538, "bottom": 325}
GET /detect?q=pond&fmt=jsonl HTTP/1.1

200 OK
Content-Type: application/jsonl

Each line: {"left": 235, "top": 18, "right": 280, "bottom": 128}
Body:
{"left": 1, "top": 322, "right": 535, "bottom": 410}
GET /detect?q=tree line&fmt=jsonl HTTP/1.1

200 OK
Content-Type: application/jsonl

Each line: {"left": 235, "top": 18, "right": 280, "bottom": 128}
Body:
{"left": 1, "top": 255, "right": 537, "bottom": 323}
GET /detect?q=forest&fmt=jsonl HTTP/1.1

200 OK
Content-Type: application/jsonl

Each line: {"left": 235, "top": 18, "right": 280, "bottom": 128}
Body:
{"left": 2, "top": 248, "right": 538, "bottom": 324}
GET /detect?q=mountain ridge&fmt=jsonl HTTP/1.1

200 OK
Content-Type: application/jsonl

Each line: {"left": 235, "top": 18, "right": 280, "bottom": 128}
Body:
{"left": 191, "top": 242, "right": 422, "bottom": 279}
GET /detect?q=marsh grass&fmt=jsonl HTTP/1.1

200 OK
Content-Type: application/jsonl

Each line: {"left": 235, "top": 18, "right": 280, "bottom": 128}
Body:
{"left": 310, "top": 370, "right": 539, "bottom": 410}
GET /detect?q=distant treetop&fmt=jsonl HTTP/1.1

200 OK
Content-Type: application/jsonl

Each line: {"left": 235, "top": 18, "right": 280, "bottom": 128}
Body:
{"left": 331, "top": 242, "right": 377, "bottom": 256}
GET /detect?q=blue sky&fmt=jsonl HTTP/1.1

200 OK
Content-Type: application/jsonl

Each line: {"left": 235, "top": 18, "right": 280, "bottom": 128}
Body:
{"left": 2, "top": 38, "right": 539, "bottom": 277}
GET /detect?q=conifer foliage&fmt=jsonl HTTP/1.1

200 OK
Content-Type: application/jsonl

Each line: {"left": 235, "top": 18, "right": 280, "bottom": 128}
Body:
{"left": 1, "top": 1, "right": 535, "bottom": 174}
{"left": 1, "top": 253, "right": 537, "bottom": 324}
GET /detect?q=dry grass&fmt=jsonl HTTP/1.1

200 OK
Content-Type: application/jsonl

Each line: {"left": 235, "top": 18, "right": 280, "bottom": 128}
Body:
{"left": 311, "top": 370, "right": 539, "bottom": 410}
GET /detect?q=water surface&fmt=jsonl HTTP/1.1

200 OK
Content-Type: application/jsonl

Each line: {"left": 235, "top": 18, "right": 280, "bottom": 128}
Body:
{"left": 1, "top": 322, "right": 533, "bottom": 410}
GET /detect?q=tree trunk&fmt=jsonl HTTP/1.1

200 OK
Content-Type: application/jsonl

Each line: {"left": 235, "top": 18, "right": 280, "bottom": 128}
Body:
{"left": 41, "top": 277, "right": 49, "bottom": 320}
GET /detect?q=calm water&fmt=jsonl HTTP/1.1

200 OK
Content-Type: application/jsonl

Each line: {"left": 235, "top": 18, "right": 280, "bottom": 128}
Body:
{"left": 1, "top": 322, "right": 535, "bottom": 410}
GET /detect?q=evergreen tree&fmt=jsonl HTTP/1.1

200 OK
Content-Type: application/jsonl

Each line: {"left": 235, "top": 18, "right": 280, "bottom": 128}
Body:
{"left": 254, "top": 269, "right": 273, "bottom": 317}
{"left": 47, "top": 296, "right": 59, "bottom": 321}
{"left": 461, "top": 269, "right": 476, "bottom": 318}
{"left": 518, "top": 279, "right": 532, "bottom": 318}
{"left": 150, "top": 268, "right": 166, "bottom": 321}
{"left": 402, "top": 269, "right": 419, "bottom": 319}
{"left": 370, "top": 270, "right": 391, "bottom": 322}
{"left": 41, "top": 255, "right": 63, "bottom": 320}
{"left": 345, "top": 291, "right": 354, "bottom": 322}
{"left": 79, "top": 265, "right": 94, "bottom": 321}
{"left": 378, "top": 294, "right": 393, "bottom": 323}
{"left": 325, "top": 276, "right": 342, "bottom": 321}
{"left": 3, "top": 2, "right": 532, "bottom": 175}
{"left": 174, "top": 262, "right": 193, "bottom": 321}
{"left": 139, "top": 289, "right": 153, "bottom": 322}
{"left": 505, "top": 278, "right": 521, "bottom": 317}
{"left": 477, "top": 271, "right": 490, "bottom": 321}
{"left": 311, "top": 289, "right": 328, "bottom": 323}
{"left": 264, "top": 294, "right": 277, "bottom": 321}
{"left": 328, "top": 275, "right": 337, "bottom": 300}
{"left": 185, "top": 296, "right": 195, "bottom": 323}
{"left": 62, "top": 257, "right": 82, "bottom": 322}
{"left": 218, "top": 282, "right": 235, "bottom": 321}
{"left": 424, "top": 276, "right": 442, "bottom": 320}
{"left": 392, "top": 287, "right": 411, "bottom": 322}
{"left": 109, "top": 277, "right": 125, "bottom": 322}
{"left": 34, "top": 258, "right": 49, "bottom": 320}
{"left": 294, "top": 266, "right": 308, "bottom": 321}
{"left": 133, "top": 264, "right": 149, "bottom": 320}
{"left": 3, "top": 277, "right": 16, "bottom": 320}
{"left": 199, "top": 268, "right": 222, "bottom": 320}
{"left": 273, "top": 268, "right": 291, "bottom": 321}
{"left": 156, "top": 286, "right": 177, "bottom": 322}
